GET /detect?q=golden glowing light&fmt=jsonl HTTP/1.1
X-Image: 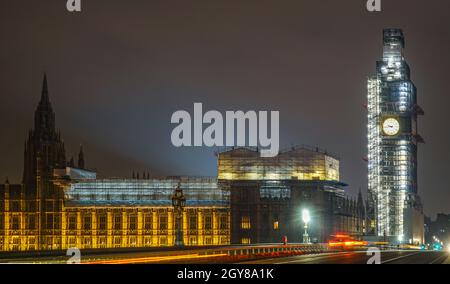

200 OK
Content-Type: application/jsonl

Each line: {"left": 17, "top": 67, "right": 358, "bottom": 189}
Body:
{"left": 84, "top": 253, "right": 228, "bottom": 264}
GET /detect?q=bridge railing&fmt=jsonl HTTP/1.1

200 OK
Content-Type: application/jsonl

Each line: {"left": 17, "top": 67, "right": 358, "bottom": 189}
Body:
{"left": 188, "top": 243, "right": 332, "bottom": 262}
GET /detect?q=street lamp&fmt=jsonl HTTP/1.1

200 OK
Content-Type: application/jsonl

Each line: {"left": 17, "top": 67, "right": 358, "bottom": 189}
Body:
{"left": 171, "top": 182, "right": 186, "bottom": 247}
{"left": 302, "top": 209, "right": 311, "bottom": 244}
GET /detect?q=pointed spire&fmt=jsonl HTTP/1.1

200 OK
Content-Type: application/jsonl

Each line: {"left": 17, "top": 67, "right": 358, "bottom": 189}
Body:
{"left": 69, "top": 157, "right": 75, "bottom": 168}
{"left": 78, "top": 144, "right": 85, "bottom": 169}
{"left": 40, "top": 73, "right": 50, "bottom": 104}
{"left": 357, "top": 188, "right": 364, "bottom": 205}
{"left": 5, "top": 177, "right": 9, "bottom": 184}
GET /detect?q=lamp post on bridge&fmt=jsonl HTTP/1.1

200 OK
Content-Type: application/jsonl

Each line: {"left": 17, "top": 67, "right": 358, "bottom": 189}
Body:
{"left": 172, "top": 182, "right": 186, "bottom": 247}
{"left": 302, "top": 209, "right": 311, "bottom": 244}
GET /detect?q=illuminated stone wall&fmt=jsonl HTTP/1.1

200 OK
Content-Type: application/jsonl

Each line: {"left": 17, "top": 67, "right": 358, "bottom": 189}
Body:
{"left": 0, "top": 179, "right": 230, "bottom": 252}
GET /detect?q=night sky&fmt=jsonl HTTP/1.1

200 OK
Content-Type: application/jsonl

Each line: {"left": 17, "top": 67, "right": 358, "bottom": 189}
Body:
{"left": 1, "top": 0, "right": 449, "bottom": 217}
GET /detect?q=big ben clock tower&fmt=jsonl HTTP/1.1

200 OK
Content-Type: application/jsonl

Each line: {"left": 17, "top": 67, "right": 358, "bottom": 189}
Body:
{"left": 367, "top": 29, "right": 424, "bottom": 244}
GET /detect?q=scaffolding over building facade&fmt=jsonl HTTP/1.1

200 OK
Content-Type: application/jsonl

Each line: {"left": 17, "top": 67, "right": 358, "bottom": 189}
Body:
{"left": 367, "top": 29, "right": 424, "bottom": 244}
{"left": 217, "top": 145, "right": 340, "bottom": 182}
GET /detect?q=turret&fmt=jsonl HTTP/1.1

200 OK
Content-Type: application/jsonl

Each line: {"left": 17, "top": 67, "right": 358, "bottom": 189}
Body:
{"left": 78, "top": 145, "right": 85, "bottom": 169}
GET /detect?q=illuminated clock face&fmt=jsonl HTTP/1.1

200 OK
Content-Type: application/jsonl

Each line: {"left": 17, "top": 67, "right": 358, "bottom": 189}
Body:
{"left": 382, "top": 118, "right": 400, "bottom": 136}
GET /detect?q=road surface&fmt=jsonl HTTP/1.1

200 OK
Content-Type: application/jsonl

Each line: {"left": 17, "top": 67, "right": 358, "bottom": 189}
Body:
{"left": 239, "top": 250, "right": 450, "bottom": 264}
{"left": 1, "top": 248, "right": 448, "bottom": 264}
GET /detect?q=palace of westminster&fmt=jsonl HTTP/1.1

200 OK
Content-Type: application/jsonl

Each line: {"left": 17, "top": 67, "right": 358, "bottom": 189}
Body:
{"left": 0, "top": 75, "right": 369, "bottom": 251}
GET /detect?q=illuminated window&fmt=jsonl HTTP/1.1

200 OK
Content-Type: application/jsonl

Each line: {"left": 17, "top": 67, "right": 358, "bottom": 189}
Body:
{"left": 159, "top": 215, "right": 168, "bottom": 230}
{"left": 220, "top": 237, "right": 227, "bottom": 244}
{"left": 12, "top": 237, "right": 20, "bottom": 250}
{"left": 371, "top": 220, "right": 376, "bottom": 228}
{"left": 83, "top": 237, "right": 92, "bottom": 247}
{"left": 204, "top": 215, "right": 212, "bottom": 230}
{"left": 144, "top": 214, "right": 152, "bottom": 230}
{"left": 241, "top": 238, "right": 251, "bottom": 244}
{"left": 219, "top": 215, "right": 228, "bottom": 230}
{"left": 83, "top": 215, "right": 92, "bottom": 230}
{"left": 99, "top": 237, "right": 107, "bottom": 247}
{"left": 159, "top": 237, "right": 167, "bottom": 246}
{"left": 241, "top": 216, "right": 251, "bottom": 230}
{"left": 98, "top": 215, "right": 107, "bottom": 230}
{"left": 189, "top": 215, "right": 197, "bottom": 230}
{"left": 273, "top": 221, "right": 279, "bottom": 230}
{"left": 189, "top": 237, "right": 197, "bottom": 245}
{"left": 129, "top": 215, "right": 137, "bottom": 231}
{"left": 129, "top": 237, "right": 137, "bottom": 246}
{"left": 114, "top": 214, "right": 122, "bottom": 230}
{"left": 68, "top": 215, "right": 77, "bottom": 230}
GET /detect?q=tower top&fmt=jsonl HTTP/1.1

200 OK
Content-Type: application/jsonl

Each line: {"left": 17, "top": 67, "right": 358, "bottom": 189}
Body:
{"left": 23, "top": 74, "right": 66, "bottom": 188}
{"left": 78, "top": 144, "right": 85, "bottom": 169}
{"left": 383, "top": 28, "right": 405, "bottom": 48}
{"left": 40, "top": 73, "right": 51, "bottom": 106}
{"left": 34, "top": 73, "right": 56, "bottom": 135}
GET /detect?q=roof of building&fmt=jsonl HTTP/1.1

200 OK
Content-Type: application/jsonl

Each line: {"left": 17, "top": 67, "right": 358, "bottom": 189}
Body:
{"left": 215, "top": 145, "right": 340, "bottom": 160}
